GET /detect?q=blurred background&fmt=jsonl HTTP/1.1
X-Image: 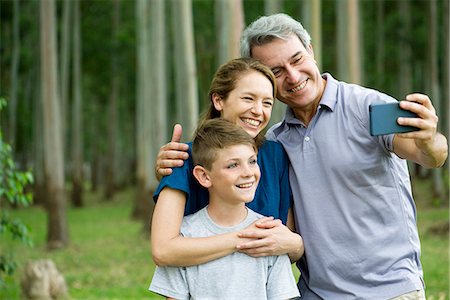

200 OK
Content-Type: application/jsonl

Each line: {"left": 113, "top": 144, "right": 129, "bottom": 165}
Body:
{"left": 1, "top": 0, "right": 449, "bottom": 299}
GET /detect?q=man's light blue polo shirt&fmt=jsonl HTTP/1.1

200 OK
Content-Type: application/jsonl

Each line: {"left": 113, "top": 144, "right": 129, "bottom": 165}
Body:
{"left": 267, "top": 73, "right": 424, "bottom": 299}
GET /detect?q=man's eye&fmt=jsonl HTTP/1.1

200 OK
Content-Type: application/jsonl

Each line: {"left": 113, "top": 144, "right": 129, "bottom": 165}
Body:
{"left": 272, "top": 69, "right": 281, "bottom": 77}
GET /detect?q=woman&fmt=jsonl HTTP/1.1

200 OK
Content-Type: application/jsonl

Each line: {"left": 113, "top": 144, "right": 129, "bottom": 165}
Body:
{"left": 151, "top": 57, "right": 303, "bottom": 267}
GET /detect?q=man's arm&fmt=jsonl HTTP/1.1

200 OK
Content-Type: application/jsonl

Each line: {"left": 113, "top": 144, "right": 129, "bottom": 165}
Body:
{"left": 154, "top": 124, "right": 190, "bottom": 181}
{"left": 393, "top": 94, "right": 448, "bottom": 168}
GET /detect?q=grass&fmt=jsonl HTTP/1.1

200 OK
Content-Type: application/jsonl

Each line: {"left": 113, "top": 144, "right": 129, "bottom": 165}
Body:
{"left": 1, "top": 178, "right": 448, "bottom": 299}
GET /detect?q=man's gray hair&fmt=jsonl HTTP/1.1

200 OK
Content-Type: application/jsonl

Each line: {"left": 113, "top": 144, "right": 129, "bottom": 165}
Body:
{"left": 240, "top": 13, "right": 311, "bottom": 58}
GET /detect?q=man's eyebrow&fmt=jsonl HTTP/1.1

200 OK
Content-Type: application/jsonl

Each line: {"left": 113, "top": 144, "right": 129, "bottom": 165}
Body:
{"left": 271, "top": 51, "right": 303, "bottom": 70}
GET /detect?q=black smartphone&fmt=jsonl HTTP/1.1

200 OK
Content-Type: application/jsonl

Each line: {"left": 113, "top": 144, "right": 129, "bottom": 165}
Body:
{"left": 369, "top": 102, "right": 419, "bottom": 136}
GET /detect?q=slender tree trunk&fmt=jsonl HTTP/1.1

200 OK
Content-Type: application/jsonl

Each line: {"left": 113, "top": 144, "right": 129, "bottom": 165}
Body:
{"left": 427, "top": 0, "right": 444, "bottom": 202}
{"left": 348, "top": 0, "right": 361, "bottom": 84}
{"left": 336, "top": 0, "right": 349, "bottom": 81}
{"left": 40, "top": 0, "right": 69, "bottom": 249}
{"left": 134, "top": 0, "right": 154, "bottom": 222}
{"left": 105, "top": 0, "right": 121, "bottom": 200}
{"left": 375, "top": 0, "right": 385, "bottom": 90}
{"left": 215, "top": 0, "right": 244, "bottom": 65}
{"left": 59, "top": 0, "right": 72, "bottom": 171}
{"left": 172, "top": 0, "right": 198, "bottom": 138}
{"left": 265, "top": 0, "right": 287, "bottom": 128}
{"left": 8, "top": 0, "right": 20, "bottom": 149}
{"left": 71, "top": 0, "right": 83, "bottom": 207}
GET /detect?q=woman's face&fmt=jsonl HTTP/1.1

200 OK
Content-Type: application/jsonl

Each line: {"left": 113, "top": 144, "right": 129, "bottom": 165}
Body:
{"left": 213, "top": 71, "right": 274, "bottom": 138}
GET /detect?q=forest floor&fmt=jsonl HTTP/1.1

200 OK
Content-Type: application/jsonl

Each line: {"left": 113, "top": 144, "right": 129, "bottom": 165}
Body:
{"left": 1, "top": 176, "right": 449, "bottom": 300}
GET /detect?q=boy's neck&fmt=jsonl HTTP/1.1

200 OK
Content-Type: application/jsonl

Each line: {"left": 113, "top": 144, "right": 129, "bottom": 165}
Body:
{"left": 206, "top": 199, "right": 248, "bottom": 227}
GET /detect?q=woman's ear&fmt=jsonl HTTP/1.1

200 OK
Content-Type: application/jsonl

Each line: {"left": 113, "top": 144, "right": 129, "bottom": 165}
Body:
{"left": 193, "top": 165, "right": 212, "bottom": 188}
{"left": 211, "top": 93, "right": 223, "bottom": 112}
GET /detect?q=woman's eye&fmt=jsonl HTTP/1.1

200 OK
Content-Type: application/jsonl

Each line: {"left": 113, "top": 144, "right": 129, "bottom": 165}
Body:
{"left": 249, "top": 159, "right": 257, "bottom": 165}
{"left": 263, "top": 100, "right": 274, "bottom": 107}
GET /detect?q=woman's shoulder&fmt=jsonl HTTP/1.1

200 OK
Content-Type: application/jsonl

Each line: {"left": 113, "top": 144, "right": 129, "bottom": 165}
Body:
{"left": 259, "top": 139, "right": 286, "bottom": 155}
{"left": 258, "top": 140, "right": 289, "bottom": 165}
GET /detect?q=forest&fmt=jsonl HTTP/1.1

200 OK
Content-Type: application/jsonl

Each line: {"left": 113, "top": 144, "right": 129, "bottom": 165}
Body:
{"left": 1, "top": 0, "right": 449, "bottom": 299}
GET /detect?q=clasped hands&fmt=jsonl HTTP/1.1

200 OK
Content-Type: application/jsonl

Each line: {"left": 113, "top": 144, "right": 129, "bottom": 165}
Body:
{"left": 236, "top": 217, "right": 304, "bottom": 262}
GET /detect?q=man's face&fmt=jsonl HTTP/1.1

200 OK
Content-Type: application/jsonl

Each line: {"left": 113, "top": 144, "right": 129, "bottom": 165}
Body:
{"left": 251, "top": 34, "right": 324, "bottom": 113}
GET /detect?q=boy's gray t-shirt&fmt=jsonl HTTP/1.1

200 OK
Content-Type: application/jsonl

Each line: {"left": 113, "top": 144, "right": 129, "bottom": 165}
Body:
{"left": 149, "top": 207, "right": 299, "bottom": 300}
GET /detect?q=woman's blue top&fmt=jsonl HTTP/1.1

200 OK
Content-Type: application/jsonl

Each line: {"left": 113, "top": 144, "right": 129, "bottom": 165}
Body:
{"left": 153, "top": 140, "right": 292, "bottom": 224}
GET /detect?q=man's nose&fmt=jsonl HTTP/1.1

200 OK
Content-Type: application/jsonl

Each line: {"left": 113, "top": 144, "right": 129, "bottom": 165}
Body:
{"left": 285, "top": 65, "right": 299, "bottom": 84}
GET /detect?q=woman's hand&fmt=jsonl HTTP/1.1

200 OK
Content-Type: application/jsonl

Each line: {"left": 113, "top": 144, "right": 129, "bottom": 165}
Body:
{"left": 236, "top": 217, "right": 304, "bottom": 262}
{"left": 154, "top": 124, "right": 190, "bottom": 181}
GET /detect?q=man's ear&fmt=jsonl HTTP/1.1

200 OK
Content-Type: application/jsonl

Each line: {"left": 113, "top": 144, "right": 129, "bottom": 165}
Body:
{"left": 193, "top": 165, "right": 212, "bottom": 188}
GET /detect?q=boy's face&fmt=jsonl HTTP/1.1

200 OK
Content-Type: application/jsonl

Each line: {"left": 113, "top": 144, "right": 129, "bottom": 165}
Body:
{"left": 207, "top": 144, "right": 260, "bottom": 205}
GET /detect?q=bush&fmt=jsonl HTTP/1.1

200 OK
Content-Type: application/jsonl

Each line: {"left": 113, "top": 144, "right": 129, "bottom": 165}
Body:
{"left": 0, "top": 97, "right": 34, "bottom": 287}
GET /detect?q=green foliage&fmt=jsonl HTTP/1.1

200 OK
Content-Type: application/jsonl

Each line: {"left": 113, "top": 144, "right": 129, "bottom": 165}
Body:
{"left": 0, "top": 98, "right": 34, "bottom": 288}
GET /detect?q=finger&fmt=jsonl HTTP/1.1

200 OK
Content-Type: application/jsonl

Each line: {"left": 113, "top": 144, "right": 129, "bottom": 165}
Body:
{"left": 157, "top": 168, "right": 174, "bottom": 177}
{"left": 237, "top": 239, "right": 269, "bottom": 250}
{"left": 158, "top": 159, "right": 186, "bottom": 169}
{"left": 160, "top": 149, "right": 189, "bottom": 160}
{"left": 399, "top": 100, "right": 436, "bottom": 118}
{"left": 171, "top": 124, "right": 183, "bottom": 143}
{"left": 161, "top": 142, "right": 190, "bottom": 152}
{"left": 255, "top": 219, "right": 282, "bottom": 229}
{"left": 238, "top": 230, "right": 269, "bottom": 239}
{"left": 404, "top": 94, "right": 435, "bottom": 112}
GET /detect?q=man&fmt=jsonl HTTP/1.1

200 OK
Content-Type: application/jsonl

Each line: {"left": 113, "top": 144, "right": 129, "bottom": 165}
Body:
{"left": 156, "top": 14, "right": 448, "bottom": 299}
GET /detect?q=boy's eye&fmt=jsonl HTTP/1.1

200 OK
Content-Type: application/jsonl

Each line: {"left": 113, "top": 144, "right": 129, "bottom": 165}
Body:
{"left": 227, "top": 163, "right": 238, "bottom": 169}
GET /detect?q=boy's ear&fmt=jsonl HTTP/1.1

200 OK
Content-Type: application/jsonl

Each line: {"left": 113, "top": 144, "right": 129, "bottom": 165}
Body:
{"left": 193, "top": 165, "right": 212, "bottom": 188}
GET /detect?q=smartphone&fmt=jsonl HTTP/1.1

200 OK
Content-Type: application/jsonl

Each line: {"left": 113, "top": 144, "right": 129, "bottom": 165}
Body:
{"left": 369, "top": 102, "right": 419, "bottom": 136}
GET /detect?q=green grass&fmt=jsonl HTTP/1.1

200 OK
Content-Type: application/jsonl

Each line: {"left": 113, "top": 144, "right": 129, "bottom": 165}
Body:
{"left": 1, "top": 180, "right": 448, "bottom": 299}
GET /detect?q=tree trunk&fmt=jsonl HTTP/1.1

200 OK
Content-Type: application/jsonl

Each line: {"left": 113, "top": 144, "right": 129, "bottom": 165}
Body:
{"left": 336, "top": 0, "right": 349, "bottom": 81}
{"left": 104, "top": 0, "right": 121, "bottom": 200}
{"left": 375, "top": 0, "right": 385, "bottom": 90}
{"left": 347, "top": 0, "right": 361, "bottom": 84}
{"left": 8, "top": 0, "right": 20, "bottom": 149}
{"left": 40, "top": 0, "right": 69, "bottom": 249}
{"left": 59, "top": 0, "right": 72, "bottom": 165}
{"left": 427, "top": 0, "right": 444, "bottom": 202}
{"left": 265, "top": 0, "right": 287, "bottom": 128}
{"left": 71, "top": 0, "right": 83, "bottom": 208}
{"left": 134, "top": 0, "right": 155, "bottom": 221}
{"left": 172, "top": 0, "right": 198, "bottom": 138}
{"left": 215, "top": 0, "right": 244, "bottom": 65}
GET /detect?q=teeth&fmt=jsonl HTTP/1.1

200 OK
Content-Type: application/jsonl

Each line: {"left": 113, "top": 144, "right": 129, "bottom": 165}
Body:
{"left": 237, "top": 182, "right": 253, "bottom": 188}
{"left": 242, "top": 118, "right": 260, "bottom": 127}
{"left": 290, "top": 79, "right": 307, "bottom": 93}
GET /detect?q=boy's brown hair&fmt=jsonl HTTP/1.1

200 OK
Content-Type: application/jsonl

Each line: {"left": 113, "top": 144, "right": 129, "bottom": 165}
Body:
{"left": 192, "top": 118, "right": 257, "bottom": 170}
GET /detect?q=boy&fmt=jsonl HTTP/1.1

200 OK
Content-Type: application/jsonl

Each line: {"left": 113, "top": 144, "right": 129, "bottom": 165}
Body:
{"left": 149, "top": 118, "right": 299, "bottom": 300}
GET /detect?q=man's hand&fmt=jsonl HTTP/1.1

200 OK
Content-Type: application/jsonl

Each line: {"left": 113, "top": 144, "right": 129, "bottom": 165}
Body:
{"left": 236, "top": 218, "right": 304, "bottom": 261}
{"left": 155, "top": 124, "right": 190, "bottom": 181}
{"left": 394, "top": 93, "right": 448, "bottom": 168}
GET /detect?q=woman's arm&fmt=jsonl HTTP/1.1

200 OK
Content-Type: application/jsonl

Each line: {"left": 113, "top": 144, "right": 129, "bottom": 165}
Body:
{"left": 151, "top": 187, "right": 254, "bottom": 267}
